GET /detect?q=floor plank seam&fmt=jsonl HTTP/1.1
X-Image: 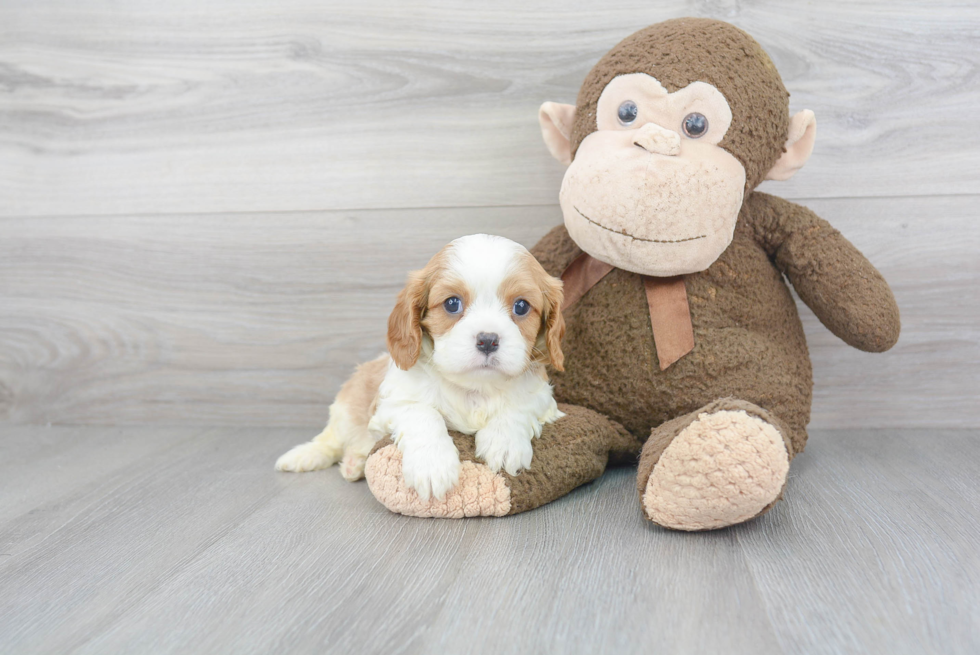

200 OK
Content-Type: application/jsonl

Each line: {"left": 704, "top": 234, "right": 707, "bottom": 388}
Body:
{"left": 734, "top": 526, "right": 791, "bottom": 655}
{"left": 2, "top": 192, "right": 978, "bottom": 221}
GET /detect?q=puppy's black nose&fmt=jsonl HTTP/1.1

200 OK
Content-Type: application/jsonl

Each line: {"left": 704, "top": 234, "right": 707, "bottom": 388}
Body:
{"left": 476, "top": 332, "right": 499, "bottom": 355}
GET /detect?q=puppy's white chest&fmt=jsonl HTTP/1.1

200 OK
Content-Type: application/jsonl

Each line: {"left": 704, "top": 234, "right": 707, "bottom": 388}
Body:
{"left": 445, "top": 389, "right": 495, "bottom": 434}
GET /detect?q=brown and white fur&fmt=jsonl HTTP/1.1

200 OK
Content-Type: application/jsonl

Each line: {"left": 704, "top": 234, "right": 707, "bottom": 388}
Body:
{"left": 275, "top": 234, "right": 566, "bottom": 501}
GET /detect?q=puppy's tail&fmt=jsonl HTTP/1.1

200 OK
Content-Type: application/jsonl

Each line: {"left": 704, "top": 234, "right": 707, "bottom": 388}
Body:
{"left": 275, "top": 405, "right": 347, "bottom": 472}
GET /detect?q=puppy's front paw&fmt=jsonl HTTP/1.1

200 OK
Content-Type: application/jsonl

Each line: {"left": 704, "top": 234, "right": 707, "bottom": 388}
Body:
{"left": 475, "top": 426, "right": 533, "bottom": 476}
{"left": 400, "top": 439, "right": 460, "bottom": 501}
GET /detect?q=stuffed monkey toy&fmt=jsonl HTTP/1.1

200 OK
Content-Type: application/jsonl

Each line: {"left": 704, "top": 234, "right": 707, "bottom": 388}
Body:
{"left": 364, "top": 18, "right": 900, "bottom": 530}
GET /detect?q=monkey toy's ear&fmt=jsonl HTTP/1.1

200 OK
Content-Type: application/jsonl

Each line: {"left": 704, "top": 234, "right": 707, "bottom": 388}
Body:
{"left": 766, "top": 109, "right": 817, "bottom": 181}
{"left": 539, "top": 102, "right": 577, "bottom": 166}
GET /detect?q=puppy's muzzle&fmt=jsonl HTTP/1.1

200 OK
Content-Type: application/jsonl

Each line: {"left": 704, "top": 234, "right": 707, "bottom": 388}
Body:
{"left": 476, "top": 332, "right": 499, "bottom": 355}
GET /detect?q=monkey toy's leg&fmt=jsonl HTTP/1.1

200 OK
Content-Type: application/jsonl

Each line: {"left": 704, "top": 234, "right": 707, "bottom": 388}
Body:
{"left": 636, "top": 398, "right": 794, "bottom": 531}
{"left": 363, "top": 405, "right": 642, "bottom": 518}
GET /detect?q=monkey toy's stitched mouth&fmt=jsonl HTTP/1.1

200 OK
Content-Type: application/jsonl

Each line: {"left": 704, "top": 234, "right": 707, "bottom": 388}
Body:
{"left": 573, "top": 206, "right": 707, "bottom": 244}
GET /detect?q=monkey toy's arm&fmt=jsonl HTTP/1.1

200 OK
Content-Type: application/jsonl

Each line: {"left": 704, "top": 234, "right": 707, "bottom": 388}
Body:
{"left": 749, "top": 192, "right": 901, "bottom": 352}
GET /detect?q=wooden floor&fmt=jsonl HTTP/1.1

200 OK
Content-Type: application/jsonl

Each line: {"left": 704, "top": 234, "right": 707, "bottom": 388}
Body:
{"left": 1, "top": 425, "right": 977, "bottom": 654}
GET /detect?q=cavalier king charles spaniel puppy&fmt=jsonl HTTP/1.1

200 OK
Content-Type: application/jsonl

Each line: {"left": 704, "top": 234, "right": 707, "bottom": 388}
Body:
{"left": 276, "top": 234, "right": 565, "bottom": 501}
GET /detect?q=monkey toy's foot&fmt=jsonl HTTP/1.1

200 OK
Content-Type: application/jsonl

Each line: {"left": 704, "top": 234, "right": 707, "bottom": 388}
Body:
{"left": 637, "top": 399, "right": 793, "bottom": 531}
{"left": 364, "top": 404, "right": 642, "bottom": 518}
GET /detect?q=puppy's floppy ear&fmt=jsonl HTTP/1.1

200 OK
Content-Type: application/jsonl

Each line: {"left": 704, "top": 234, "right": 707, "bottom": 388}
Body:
{"left": 540, "top": 274, "right": 566, "bottom": 372}
{"left": 387, "top": 270, "right": 428, "bottom": 371}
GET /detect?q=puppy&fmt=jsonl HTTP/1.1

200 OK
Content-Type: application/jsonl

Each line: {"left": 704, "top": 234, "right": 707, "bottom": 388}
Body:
{"left": 276, "top": 234, "right": 566, "bottom": 500}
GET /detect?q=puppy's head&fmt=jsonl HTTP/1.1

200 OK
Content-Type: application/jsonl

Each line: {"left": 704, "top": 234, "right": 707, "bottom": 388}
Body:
{"left": 386, "top": 234, "right": 565, "bottom": 380}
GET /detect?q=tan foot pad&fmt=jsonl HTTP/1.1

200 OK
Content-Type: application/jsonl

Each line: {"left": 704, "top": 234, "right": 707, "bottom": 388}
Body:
{"left": 643, "top": 410, "right": 790, "bottom": 531}
{"left": 364, "top": 445, "right": 511, "bottom": 518}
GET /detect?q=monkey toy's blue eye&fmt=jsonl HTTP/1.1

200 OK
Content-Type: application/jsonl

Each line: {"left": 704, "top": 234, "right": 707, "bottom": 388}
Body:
{"left": 682, "top": 112, "right": 708, "bottom": 138}
{"left": 617, "top": 100, "right": 638, "bottom": 126}
{"left": 443, "top": 296, "right": 463, "bottom": 314}
{"left": 513, "top": 299, "right": 530, "bottom": 316}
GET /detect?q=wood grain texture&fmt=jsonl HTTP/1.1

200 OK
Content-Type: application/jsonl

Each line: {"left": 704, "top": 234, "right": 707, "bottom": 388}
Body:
{"left": 0, "top": 426, "right": 976, "bottom": 653}
{"left": 2, "top": 0, "right": 979, "bottom": 217}
{"left": 0, "top": 427, "right": 293, "bottom": 653}
{"left": 1, "top": 195, "right": 976, "bottom": 428}
{"left": 0, "top": 425, "right": 202, "bottom": 526}
{"left": 735, "top": 430, "right": 980, "bottom": 654}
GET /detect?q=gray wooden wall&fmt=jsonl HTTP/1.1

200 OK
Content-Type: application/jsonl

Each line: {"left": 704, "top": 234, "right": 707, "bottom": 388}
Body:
{"left": 1, "top": 1, "right": 977, "bottom": 428}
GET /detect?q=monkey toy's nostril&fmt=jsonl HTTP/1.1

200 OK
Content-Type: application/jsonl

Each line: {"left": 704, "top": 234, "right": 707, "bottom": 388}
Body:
{"left": 475, "top": 332, "right": 499, "bottom": 355}
{"left": 633, "top": 123, "right": 681, "bottom": 156}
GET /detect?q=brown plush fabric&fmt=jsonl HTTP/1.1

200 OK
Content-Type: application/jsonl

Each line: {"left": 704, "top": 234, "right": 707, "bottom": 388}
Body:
{"left": 488, "top": 189, "right": 898, "bottom": 527}
{"left": 570, "top": 17, "right": 790, "bottom": 190}
{"left": 368, "top": 404, "right": 643, "bottom": 516}
{"left": 748, "top": 193, "right": 901, "bottom": 352}
{"left": 505, "top": 404, "right": 642, "bottom": 514}
{"left": 564, "top": 259, "right": 695, "bottom": 370}
{"left": 537, "top": 203, "right": 784, "bottom": 454}
{"left": 532, "top": 191, "right": 900, "bottom": 458}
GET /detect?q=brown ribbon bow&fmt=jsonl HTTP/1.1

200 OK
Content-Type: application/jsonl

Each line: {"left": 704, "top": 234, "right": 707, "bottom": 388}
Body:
{"left": 560, "top": 252, "right": 694, "bottom": 370}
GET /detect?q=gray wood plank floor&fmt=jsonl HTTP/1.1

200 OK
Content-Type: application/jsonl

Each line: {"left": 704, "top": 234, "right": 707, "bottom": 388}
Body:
{"left": 1, "top": 425, "right": 976, "bottom": 654}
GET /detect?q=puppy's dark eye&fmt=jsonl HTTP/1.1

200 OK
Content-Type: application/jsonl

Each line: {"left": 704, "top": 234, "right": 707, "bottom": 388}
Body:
{"left": 617, "top": 100, "right": 638, "bottom": 126}
{"left": 513, "top": 299, "right": 530, "bottom": 316}
{"left": 443, "top": 296, "right": 463, "bottom": 314}
{"left": 682, "top": 112, "right": 708, "bottom": 138}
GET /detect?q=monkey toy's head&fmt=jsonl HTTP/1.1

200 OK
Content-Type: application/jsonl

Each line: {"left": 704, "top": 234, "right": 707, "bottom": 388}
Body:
{"left": 539, "top": 18, "right": 817, "bottom": 277}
